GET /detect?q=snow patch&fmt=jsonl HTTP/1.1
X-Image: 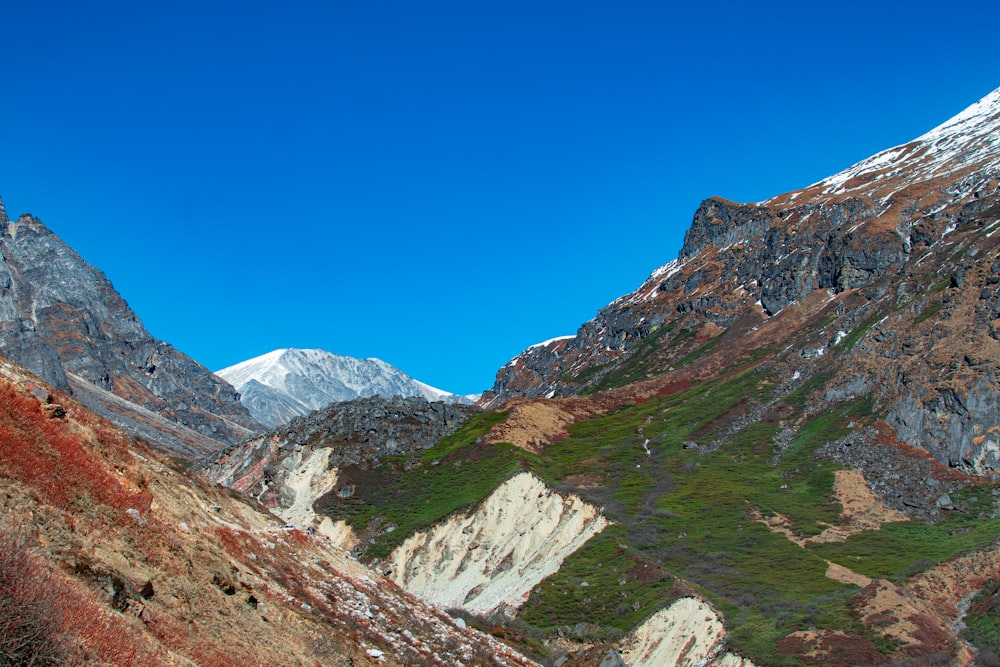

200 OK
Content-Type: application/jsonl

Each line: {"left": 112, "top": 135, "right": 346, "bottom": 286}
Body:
{"left": 527, "top": 335, "right": 575, "bottom": 351}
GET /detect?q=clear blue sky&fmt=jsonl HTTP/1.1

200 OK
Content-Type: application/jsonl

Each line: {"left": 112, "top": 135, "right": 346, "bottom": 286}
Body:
{"left": 1, "top": 2, "right": 998, "bottom": 395}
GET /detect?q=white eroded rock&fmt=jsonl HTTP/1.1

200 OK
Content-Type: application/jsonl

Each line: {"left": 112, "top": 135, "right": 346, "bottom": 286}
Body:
{"left": 318, "top": 516, "right": 359, "bottom": 550}
{"left": 619, "top": 597, "right": 756, "bottom": 667}
{"left": 271, "top": 447, "right": 339, "bottom": 530}
{"left": 712, "top": 653, "right": 756, "bottom": 667}
{"left": 388, "top": 471, "right": 607, "bottom": 616}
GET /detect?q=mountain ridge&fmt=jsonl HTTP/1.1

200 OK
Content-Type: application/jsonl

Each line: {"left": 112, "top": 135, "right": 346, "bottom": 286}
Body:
{"left": 7, "top": 84, "right": 1000, "bottom": 666}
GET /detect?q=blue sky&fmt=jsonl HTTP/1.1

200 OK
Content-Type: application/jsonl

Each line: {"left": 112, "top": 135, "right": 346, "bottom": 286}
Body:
{"left": 2, "top": 2, "right": 998, "bottom": 395}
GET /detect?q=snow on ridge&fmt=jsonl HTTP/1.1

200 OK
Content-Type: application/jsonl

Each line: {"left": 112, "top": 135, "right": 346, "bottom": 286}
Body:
{"left": 649, "top": 258, "right": 681, "bottom": 281}
{"left": 502, "top": 335, "right": 576, "bottom": 370}
{"left": 412, "top": 379, "right": 474, "bottom": 404}
{"left": 214, "top": 348, "right": 291, "bottom": 389}
{"left": 527, "top": 335, "right": 575, "bottom": 351}
{"left": 915, "top": 86, "right": 1000, "bottom": 144}
{"left": 763, "top": 85, "right": 1000, "bottom": 204}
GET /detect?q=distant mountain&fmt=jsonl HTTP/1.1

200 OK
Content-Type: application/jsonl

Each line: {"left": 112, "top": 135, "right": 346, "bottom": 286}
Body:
{"left": 217, "top": 348, "right": 474, "bottom": 427}
{"left": 0, "top": 200, "right": 260, "bottom": 456}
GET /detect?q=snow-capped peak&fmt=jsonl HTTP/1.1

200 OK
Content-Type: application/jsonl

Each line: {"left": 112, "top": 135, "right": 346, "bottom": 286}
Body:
{"left": 802, "top": 86, "right": 1000, "bottom": 201}
{"left": 916, "top": 86, "right": 1000, "bottom": 145}
{"left": 216, "top": 348, "right": 473, "bottom": 427}
{"left": 527, "top": 335, "right": 576, "bottom": 352}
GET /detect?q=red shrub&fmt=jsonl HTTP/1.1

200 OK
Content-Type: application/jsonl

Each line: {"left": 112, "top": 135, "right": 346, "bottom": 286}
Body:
{"left": 186, "top": 644, "right": 270, "bottom": 667}
{"left": 0, "top": 528, "right": 69, "bottom": 665}
{"left": 0, "top": 526, "right": 161, "bottom": 666}
{"left": 0, "top": 383, "right": 150, "bottom": 517}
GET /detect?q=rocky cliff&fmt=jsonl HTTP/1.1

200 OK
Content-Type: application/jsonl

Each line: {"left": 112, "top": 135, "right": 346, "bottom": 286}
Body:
{"left": 0, "top": 203, "right": 260, "bottom": 455}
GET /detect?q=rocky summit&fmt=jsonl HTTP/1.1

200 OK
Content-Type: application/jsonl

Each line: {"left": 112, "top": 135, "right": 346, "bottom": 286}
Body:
{"left": 0, "top": 204, "right": 260, "bottom": 457}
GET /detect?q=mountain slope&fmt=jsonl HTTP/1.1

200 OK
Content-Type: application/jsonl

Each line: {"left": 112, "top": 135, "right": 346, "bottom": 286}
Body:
{"left": 0, "top": 203, "right": 260, "bottom": 455}
{"left": 217, "top": 348, "right": 472, "bottom": 427}
{"left": 207, "top": 87, "right": 1000, "bottom": 666}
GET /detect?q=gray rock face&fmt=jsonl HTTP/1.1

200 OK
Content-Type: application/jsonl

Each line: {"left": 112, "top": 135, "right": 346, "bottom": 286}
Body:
{"left": 597, "top": 649, "right": 627, "bottom": 667}
{"left": 679, "top": 196, "right": 905, "bottom": 316}
{"left": 887, "top": 377, "right": 1000, "bottom": 475}
{"left": 482, "top": 195, "right": 908, "bottom": 405}
{"left": 235, "top": 379, "right": 308, "bottom": 427}
{"left": 0, "top": 202, "right": 260, "bottom": 452}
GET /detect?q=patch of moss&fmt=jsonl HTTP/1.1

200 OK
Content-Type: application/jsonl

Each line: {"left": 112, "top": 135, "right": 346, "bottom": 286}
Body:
{"left": 811, "top": 514, "right": 1000, "bottom": 580}
{"left": 961, "top": 580, "right": 1000, "bottom": 663}
{"left": 914, "top": 301, "right": 943, "bottom": 324}
{"left": 674, "top": 333, "right": 722, "bottom": 367}
{"left": 837, "top": 314, "right": 881, "bottom": 352}
{"left": 519, "top": 525, "right": 674, "bottom": 633}
{"left": 781, "top": 371, "right": 832, "bottom": 407}
{"left": 520, "top": 371, "right": 870, "bottom": 662}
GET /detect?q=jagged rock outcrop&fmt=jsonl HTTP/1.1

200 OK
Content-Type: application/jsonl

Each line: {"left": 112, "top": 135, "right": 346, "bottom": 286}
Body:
{"left": 0, "top": 202, "right": 260, "bottom": 454}
{"left": 480, "top": 336, "right": 583, "bottom": 409}
{"left": 677, "top": 196, "right": 905, "bottom": 316}
{"left": 387, "top": 471, "right": 608, "bottom": 618}
{"left": 887, "top": 377, "right": 1000, "bottom": 474}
